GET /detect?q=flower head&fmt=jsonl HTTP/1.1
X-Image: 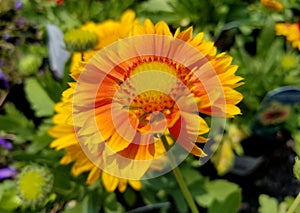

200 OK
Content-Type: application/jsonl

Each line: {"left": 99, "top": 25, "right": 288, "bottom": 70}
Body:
{"left": 0, "top": 138, "right": 12, "bottom": 150}
{"left": 17, "top": 165, "right": 53, "bottom": 206}
{"left": 49, "top": 11, "right": 243, "bottom": 189}
{"left": 259, "top": 102, "right": 291, "bottom": 125}
{"left": 0, "top": 167, "right": 17, "bottom": 180}
{"left": 56, "top": 0, "right": 64, "bottom": 5}
{"left": 261, "top": 0, "right": 284, "bottom": 10}
{"left": 14, "top": 0, "right": 22, "bottom": 10}
{"left": 47, "top": 0, "right": 64, "bottom": 6}
{"left": 3, "top": 33, "right": 10, "bottom": 41}
{"left": 0, "top": 69, "right": 9, "bottom": 90}
{"left": 275, "top": 22, "right": 300, "bottom": 50}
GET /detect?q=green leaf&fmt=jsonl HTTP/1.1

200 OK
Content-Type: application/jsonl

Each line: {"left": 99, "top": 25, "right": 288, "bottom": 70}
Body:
{"left": 27, "top": 120, "right": 53, "bottom": 154}
{"left": 138, "top": 0, "right": 174, "bottom": 12}
{"left": 282, "top": 196, "right": 300, "bottom": 213}
{"left": 195, "top": 179, "right": 241, "bottom": 208}
{"left": 123, "top": 187, "right": 137, "bottom": 207}
{"left": 52, "top": 166, "right": 73, "bottom": 194}
{"left": 12, "top": 149, "right": 62, "bottom": 165}
{"left": 0, "top": 180, "right": 22, "bottom": 211}
{"left": 294, "top": 157, "right": 300, "bottom": 181}
{"left": 257, "top": 17, "right": 275, "bottom": 57}
{"left": 179, "top": 162, "right": 205, "bottom": 186}
{"left": 170, "top": 189, "right": 188, "bottom": 213}
{"left": 258, "top": 194, "right": 278, "bottom": 213}
{"left": 261, "top": 39, "right": 282, "bottom": 75}
{"left": 26, "top": 134, "right": 52, "bottom": 154}
{"left": 293, "top": 131, "right": 300, "bottom": 157}
{"left": 0, "top": 193, "right": 22, "bottom": 211}
{"left": 85, "top": 190, "right": 102, "bottom": 213}
{"left": 0, "top": 209, "right": 14, "bottom": 213}
{"left": 24, "top": 77, "right": 55, "bottom": 117}
{"left": 61, "top": 192, "right": 101, "bottom": 213}
{"left": 0, "top": 103, "right": 35, "bottom": 143}
{"left": 36, "top": 70, "right": 70, "bottom": 103}
{"left": 208, "top": 190, "right": 241, "bottom": 213}
{"left": 104, "top": 193, "right": 125, "bottom": 213}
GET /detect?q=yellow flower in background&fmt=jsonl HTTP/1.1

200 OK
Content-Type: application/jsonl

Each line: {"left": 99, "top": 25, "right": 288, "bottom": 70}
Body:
{"left": 275, "top": 22, "right": 300, "bottom": 50}
{"left": 212, "top": 138, "right": 234, "bottom": 175}
{"left": 81, "top": 10, "right": 138, "bottom": 50}
{"left": 49, "top": 10, "right": 243, "bottom": 190}
{"left": 261, "top": 0, "right": 284, "bottom": 10}
{"left": 211, "top": 123, "right": 247, "bottom": 175}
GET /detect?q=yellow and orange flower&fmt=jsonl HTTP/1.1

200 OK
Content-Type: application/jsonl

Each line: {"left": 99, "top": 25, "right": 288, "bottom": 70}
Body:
{"left": 261, "top": 0, "right": 284, "bottom": 10}
{"left": 275, "top": 22, "right": 300, "bottom": 50}
{"left": 49, "top": 10, "right": 243, "bottom": 191}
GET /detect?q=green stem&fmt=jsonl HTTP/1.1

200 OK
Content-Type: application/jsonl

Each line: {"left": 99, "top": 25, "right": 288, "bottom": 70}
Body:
{"left": 81, "top": 52, "right": 84, "bottom": 61}
{"left": 287, "top": 192, "right": 300, "bottom": 213}
{"left": 161, "top": 135, "right": 199, "bottom": 213}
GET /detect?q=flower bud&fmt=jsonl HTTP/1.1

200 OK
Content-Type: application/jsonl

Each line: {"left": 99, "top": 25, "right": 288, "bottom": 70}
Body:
{"left": 17, "top": 165, "right": 53, "bottom": 207}
{"left": 64, "top": 29, "right": 98, "bottom": 52}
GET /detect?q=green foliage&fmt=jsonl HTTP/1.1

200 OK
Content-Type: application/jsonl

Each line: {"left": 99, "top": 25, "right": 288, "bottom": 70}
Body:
{"left": 139, "top": 159, "right": 242, "bottom": 213}
{"left": 123, "top": 187, "right": 137, "bottom": 207}
{"left": 0, "top": 103, "right": 35, "bottom": 143}
{"left": 26, "top": 119, "right": 53, "bottom": 154}
{"left": 61, "top": 191, "right": 102, "bottom": 213}
{"left": 294, "top": 157, "right": 300, "bottom": 181}
{"left": 104, "top": 193, "right": 125, "bottom": 213}
{"left": 259, "top": 194, "right": 279, "bottom": 213}
{"left": 195, "top": 179, "right": 241, "bottom": 212}
{"left": 24, "top": 78, "right": 55, "bottom": 117}
{"left": 18, "top": 54, "right": 43, "bottom": 76}
{"left": 0, "top": 180, "right": 22, "bottom": 212}
{"left": 258, "top": 194, "right": 300, "bottom": 213}
{"left": 208, "top": 190, "right": 241, "bottom": 213}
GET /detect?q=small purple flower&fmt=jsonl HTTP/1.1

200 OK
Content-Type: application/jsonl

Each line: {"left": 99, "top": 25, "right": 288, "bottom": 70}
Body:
{"left": 15, "top": 17, "right": 26, "bottom": 27}
{"left": 14, "top": 0, "right": 22, "bottom": 11}
{"left": 0, "top": 69, "right": 9, "bottom": 90}
{"left": 0, "top": 138, "right": 12, "bottom": 150}
{"left": 0, "top": 167, "right": 17, "bottom": 180}
{"left": 3, "top": 33, "right": 10, "bottom": 41}
{"left": 0, "top": 61, "right": 4, "bottom": 67}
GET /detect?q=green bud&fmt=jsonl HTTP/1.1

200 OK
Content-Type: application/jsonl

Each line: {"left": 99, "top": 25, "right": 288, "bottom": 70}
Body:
{"left": 281, "top": 55, "right": 297, "bottom": 70}
{"left": 64, "top": 29, "right": 98, "bottom": 52}
{"left": 17, "top": 164, "right": 53, "bottom": 207}
{"left": 18, "top": 54, "right": 42, "bottom": 76}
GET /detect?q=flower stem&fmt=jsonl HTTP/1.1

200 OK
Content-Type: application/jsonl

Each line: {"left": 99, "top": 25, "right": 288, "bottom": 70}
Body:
{"left": 161, "top": 135, "right": 199, "bottom": 213}
{"left": 287, "top": 192, "right": 300, "bottom": 213}
{"left": 81, "top": 52, "right": 85, "bottom": 61}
